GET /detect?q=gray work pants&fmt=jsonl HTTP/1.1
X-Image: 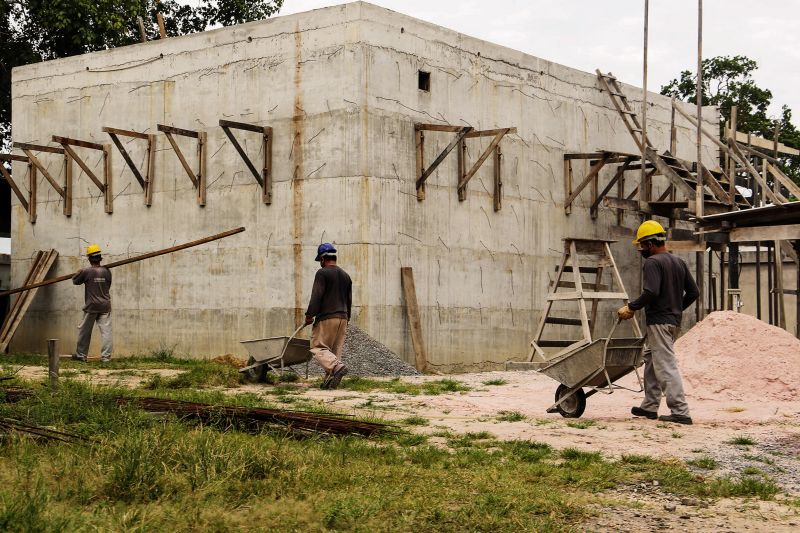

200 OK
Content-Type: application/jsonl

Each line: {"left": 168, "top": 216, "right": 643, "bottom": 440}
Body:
{"left": 76, "top": 312, "right": 113, "bottom": 361}
{"left": 640, "top": 324, "right": 689, "bottom": 417}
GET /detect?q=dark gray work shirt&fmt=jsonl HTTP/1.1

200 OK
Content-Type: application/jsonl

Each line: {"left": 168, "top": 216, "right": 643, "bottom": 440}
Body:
{"left": 306, "top": 265, "right": 352, "bottom": 322}
{"left": 628, "top": 252, "right": 699, "bottom": 326}
{"left": 72, "top": 266, "right": 112, "bottom": 314}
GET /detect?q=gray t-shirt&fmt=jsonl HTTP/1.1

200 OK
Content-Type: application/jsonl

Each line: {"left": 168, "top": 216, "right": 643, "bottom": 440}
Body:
{"left": 72, "top": 266, "right": 112, "bottom": 314}
{"left": 628, "top": 252, "right": 699, "bottom": 326}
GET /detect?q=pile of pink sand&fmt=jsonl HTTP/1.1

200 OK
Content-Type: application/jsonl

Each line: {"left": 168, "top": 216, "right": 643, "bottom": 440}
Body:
{"left": 676, "top": 311, "right": 800, "bottom": 402}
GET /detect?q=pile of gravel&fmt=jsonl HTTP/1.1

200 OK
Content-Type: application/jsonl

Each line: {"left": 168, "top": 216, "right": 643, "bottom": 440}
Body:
{"left": 305, "top": 324, "right": 419, "bottom": 377}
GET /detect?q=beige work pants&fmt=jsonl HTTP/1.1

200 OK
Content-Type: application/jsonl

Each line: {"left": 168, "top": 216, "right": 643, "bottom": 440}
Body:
{"left": 640, "top": 324, "right": 689, "bottom": 417}
{"left": 310, "top": 317, "right": 347, "bottom": 374}
{"left": 76, "top": 312, "right": 113, "bottom": 361}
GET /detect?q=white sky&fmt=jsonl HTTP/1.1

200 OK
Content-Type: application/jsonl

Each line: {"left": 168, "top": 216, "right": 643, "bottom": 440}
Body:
{"left": 279, "top": 0, "right": 800, "bottom": 123}
{"left": 0, "top": 238, "right": 9, "bottom": 254}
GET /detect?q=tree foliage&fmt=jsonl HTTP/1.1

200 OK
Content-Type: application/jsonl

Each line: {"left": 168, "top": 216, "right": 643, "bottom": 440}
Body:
{"left": 661, "top": 55, "right": 799, "bottom": 184}
{"left": 0, "top": 0, "right": 283, "bottom": 148}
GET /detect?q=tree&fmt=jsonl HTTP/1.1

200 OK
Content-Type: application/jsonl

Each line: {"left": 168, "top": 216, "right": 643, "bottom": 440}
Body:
{"left": 661, "top": 55, "right": 799, "bottom": 184}
{"left": 0, "top": 0, "right": 283, "bottom": 149}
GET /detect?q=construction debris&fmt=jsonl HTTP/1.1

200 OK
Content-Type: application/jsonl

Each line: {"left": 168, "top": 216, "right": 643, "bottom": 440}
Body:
{"left": 0, "top": 387, "right": 33, "bottom": 402}
{"left": 306, "top": 324, "right": 419, "bottom": 377}
{"left": 0, "top": 417, "right": 89, "bottom": 443}
{"left": 120, "top": 396, "right": 392, "bottom": 437}
{"left": 211, "top": 354, "right": 247, "bottom": 369}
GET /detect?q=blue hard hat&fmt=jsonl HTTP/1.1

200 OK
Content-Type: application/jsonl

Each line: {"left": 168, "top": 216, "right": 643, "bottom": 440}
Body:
{"left": 315, "top": 242, "right": 337, "bottom": 261}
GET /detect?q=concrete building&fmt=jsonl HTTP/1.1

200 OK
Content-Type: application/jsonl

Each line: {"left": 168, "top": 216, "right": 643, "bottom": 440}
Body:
{"left": 8, "top": 2, "right": 718, "bottom": 369}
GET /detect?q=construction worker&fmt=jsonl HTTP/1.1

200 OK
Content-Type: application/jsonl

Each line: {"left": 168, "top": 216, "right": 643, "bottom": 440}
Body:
{"left": 305, "top": 242, "right": 352, "bottom": 389}
{"left": 72, "top": 244, "right": 113, "bottom": 362}
{"left": 617, "top": 220, "right": 699, "bottom": 425}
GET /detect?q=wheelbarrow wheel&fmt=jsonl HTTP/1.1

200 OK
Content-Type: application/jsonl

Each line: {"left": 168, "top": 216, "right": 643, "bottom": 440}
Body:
{"left": 554, "top": 384, "right": 586, "bottom": 418}
{"left": 241, "top": 357, "right": 268, "bottom": 383}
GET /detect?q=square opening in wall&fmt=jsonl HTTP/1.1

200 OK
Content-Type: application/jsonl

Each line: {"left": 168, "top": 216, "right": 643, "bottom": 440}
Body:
{"left": 418, "top": 71, "right": 430, "bottom": 92}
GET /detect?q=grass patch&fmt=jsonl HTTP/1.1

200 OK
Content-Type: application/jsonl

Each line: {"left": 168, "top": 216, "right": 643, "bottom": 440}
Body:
{"left": 566, "top": 419, "right": 596, "bottom": 430}
{"left": 671, "top": 432, "right": 683, "bottom": 439}
{"left": 400, "top": 416, "right": 429, "bottom": 426}
{"left": 337, "top": 377, "right": 470, "bottom": 395}
{"left": 743, "top": 454, "right": 775, "bottom": 465}
{"left": 727, "top": 435, "right": 756, "bottom": 446}
{"left": 482, "top": 378, "right": 508, "bottom": 386}
{"left": 687, "top": 456, "right": 718, "bottom": 470}
{"left": 143, "top": 365, "right": 241, "bottom": 389}
{"left": 496, "top": 411, "right": 526, "bottom": 422}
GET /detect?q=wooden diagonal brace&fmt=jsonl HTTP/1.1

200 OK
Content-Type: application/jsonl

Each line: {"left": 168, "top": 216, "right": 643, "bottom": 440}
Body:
{"left": 13, "top": 142, "right": 73, "bottom": 216}
{"left": 52, "top": 136, "right": 112, "bottom": 214}
{"left": 103, "top": 127, "right": 155, "bottom": 206}
{"left": 590, "top": 157, "right": 635, "bottom": 215}
{"left": 219, "top": 119, "right": 272, "bottom": 204}
{"left": 457, "top": 128, "right": 512, "bottom": 198}
{"left": 415, "top": 124, "right": 473, "bottom": 200}
{"left": 564, "top": 153, "right": 610, "bottom": 209}
{"left": 0, "top": 159, "right": 29, "bottom": 211}
{"left": 727, "top": 139, "right": 784, "bottom": 205}
{"left": 157, "top": 124, "right": 206, "bottom": 206}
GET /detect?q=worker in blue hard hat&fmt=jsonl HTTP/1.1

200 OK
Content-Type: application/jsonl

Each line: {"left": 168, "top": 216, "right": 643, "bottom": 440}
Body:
{"left": 305, "top": 242, "right": 352, "bottom": 389}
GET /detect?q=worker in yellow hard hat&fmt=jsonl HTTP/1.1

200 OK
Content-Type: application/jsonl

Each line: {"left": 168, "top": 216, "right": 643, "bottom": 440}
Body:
{"left": 617, "top": 220, "right": 699, "bottom": 425}
{"left": 71, "top": 244, "right": 113, "bottom": 363}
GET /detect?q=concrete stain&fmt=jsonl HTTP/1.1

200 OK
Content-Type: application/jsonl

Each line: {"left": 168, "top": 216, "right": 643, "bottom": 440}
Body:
{"left": 292, "top": 24, "right": 305, "bottom": 326}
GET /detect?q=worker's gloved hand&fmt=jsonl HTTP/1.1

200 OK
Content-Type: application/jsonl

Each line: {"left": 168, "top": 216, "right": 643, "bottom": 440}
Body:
{"left": 304, "top": 315, "right": 314, "bottom": 326}
{"left": 617, "top": 305, "right": 635, "bottom": 320}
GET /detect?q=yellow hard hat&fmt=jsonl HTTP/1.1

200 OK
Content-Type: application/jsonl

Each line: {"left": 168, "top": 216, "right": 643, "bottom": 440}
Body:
{"left": 633, "top": 220, "right": 666, "bottom": 245}
{"left": 86, "top": 244, "right": 102, "bottom": 256}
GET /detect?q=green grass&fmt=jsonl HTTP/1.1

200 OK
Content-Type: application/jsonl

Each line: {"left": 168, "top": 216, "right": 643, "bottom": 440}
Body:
{"left": 566, "top": 419, "right": 596, "bottom": 430}
{"left": 482, "top": 378, "right": 508, "bottom": 386}
{"left": 496, "top": 410, "right": 526, "bottom": 422}
{"left": 687, "top": 456, "right": 718, "bottom": 470}
{"left": 727, "top": 435, "right": 756, "bottom": 446}
{"left": 0, "top": 379, "right": 786, "bottom": 531}
{"left": 743, "top": 454, "right": 775, "bottom": 465}
{"left": 336, "top": 377, "right": 470, "bottom": 395}
{"left": 400, "top": 416, "right": 429, "bottom": 426}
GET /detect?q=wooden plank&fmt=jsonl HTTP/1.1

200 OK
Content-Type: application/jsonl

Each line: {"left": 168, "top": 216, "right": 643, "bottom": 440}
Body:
{"left": 63, "top": 153, "right": 72, "bottom": 216}
{"left": 400, "top": 267, "right": 428, "bottom": 372}
{"left": 564, "top": 158, "right": 573, "bottom": 215}
{"left": 465, "top": 127, "right": 517, "bottom": 138}
{"left": 727, "top": 140, "right": 784, "bottom": 205}
{"left": 550, "top": 280, "right": 609, "bottom": 291}
{"left": 590, "top": 157, "right": 634, "bottom": 214}
{"left": 197, "top": 132, "right": 207, "bottom": 206}
{"left": 414, "top": 123, "right": 463, "bottom": 133}
{"left": 766, "top": 162, "right": 800, "bottom": 199}
{"left": 13, "top": 142, "right": 64, "bottom": 155}
{"left": 52, "top": 135, "right": 104, "bottom": 151}
{"left": 569, "top": 240, "right": 593, "bottom": 343}
{"left": 21, "top": 149, "right": 65, "bottom": 198}
{"left": 729, "top": 224, "right": 800, "bottom": 243}
{"left": 416, "top": 126, "right": 472, "bottom": 190}
{"left": 219, "top": 119, "right": 269, "bottom": 134}
{"left": 544, "top": 317, "right": 592, "bottom": 326}
{"left": 536, "top": 340, "right": 580, "bottom": 348}
{"left": 263, "top": 127, "right": 272, "bottom": 205}
{"left": 643, "top": 146, "right": 697, "bottom": 200}
{"left": 457, "top": 137, "right": 466, "bottom": 201}
{"left": 157, "top": 124, "right": 200, "bottom": 139}
{"left": 107, "top": 132, "right": 146, "bottom": 188}
{"left": 667, "top": 241, "right": 709, "bottom": 252}
{"left": 145, "top": 134, "right": 156, "bottom": 206}
{"left": 163, "top": 131, "right": 198, "bottom": 187}
{"left": 137, "top": 16, "right": 147, "bottom": 42}
{"left": 220, "top": 125, "right": 263, "bottom": 186}
{"left": 28, "top": 163, "right": 36, "bottom": 223}
{"left": 457, "top": 129, "right": 510, "bottom": 193}
{"left": 775, "top": 240, "right": 786, "bottom": 330}
{"left": 102, "top": 126, "right": 149, "bottom": 140}
{"left": 547, "top": 291, "right": 629, "bottom": 301}
{"left": 735, "top": 129, "right": 799, "bottom": 156}
{"left": 0, "top": 154, "right": 28, "bottom": 162}
{"left": 157, "top": 12, "right": 167, "bottom": 38}
{"left": 564, "top": 153, "right": 610, "bottom": 208}
{"left": 0, "top": 252, "right": 42, "bottom": 345}
{"left": 415, "top": 129, "right": 424, "bottom": 201}
{"left": 493, "top": 145, "right": 502, "bottom": 211}
{"left": 59, "top": 144, "right": 105, "bottom": 192}
{"left": 0, "top": 164, "right": 29, "bottom": 211}
{"left": 556, "top": 265, "right": 599, "bottom": 274}
{"left": 0, "top": 250, "right": 58, "bottom": 352}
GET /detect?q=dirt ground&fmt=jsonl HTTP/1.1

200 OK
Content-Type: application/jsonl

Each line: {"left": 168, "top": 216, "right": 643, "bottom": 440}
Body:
{"left": 15, "top": 365, "right": 800, "bottom": 531}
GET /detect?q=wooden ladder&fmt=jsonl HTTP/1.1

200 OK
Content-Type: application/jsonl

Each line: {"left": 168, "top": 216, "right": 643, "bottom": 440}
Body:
{"left": 528, "top": 238, "right": 642, "bottom": 362}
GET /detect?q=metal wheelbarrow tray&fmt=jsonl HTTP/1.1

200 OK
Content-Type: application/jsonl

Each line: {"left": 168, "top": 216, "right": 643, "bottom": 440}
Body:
{"left": 536, "top": 329, "right": 645, "bottom": 418}
{"left": 239, "top": 335, "right": 312, "bottom": 382}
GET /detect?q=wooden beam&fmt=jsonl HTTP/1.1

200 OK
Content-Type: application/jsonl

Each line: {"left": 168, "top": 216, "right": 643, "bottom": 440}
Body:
{"left": 52, "top": 136, "right": 104, "bottom": 151}
{"left": 590, "top": 157, "right": 634, "bottom": 215}
{"left": 729, "top": 224, "right": 800, "bottom": 243}
{"left": 219, "top": 120, "right": 270, "bottom": 135}
{"left": 220, "top": 122, "right": 264, "bottom": 186}
{"left": 28, "top": 162, "right": 36, "bottom": 223}
{"left": 157, "top": 124, "right": 199, "bottom": 139}
{"left": 414, "top": 123, "right": 463, "bottom": 133}
{"left": 137, "top": 16, "right": 147, "bottom": 42}
{"left": 157, "top": 12, "right": 167, "bottom": 39}
{"left": 20, "top": 149, "right": 65, "bottom": 198}
{"left": 464, "top": 127, "right": 517, "bottom": 139}
{"left": 727, "top": 139, "right": 784, "bottom": 205}
{"left": 547, "top": 291, "right": 629, "bottom": 301}
{"left": 493, "top": 145, "right": 502, "bottom": 212}
{"left": 102, "top": 126, "right": 149, "bottom": 140}
{"left": 415, "top": 126, "right": 472, "bottom": 193}
{"left": 457, "top": 128, "right": 510, "bottom": 194}
{"left": 56, "top": 143, "right": 105, "bottom": 193}
{"left": 735, "top": 129, "right": 799, "bottom": 156}
{"left": 564, "top": 153, "right": 610, "bottom": 208}
{"left": 162, "top": 131, "right": 197, "bottom": 187}
{"left": 106, "top": 131, "right": 146, "bottom": 189}
{"left": 0, "top": 154, "right": 28, "bottom": 162}
{"left": 766, "top": 162, "right": 800, "bottom": 199}
{"left": 0, "top": 164, "right": 29, "bottom": 211}
{"left": 400, "top": 267, "right": 428, "bottom": 373}
{"left": 12, "top": 142, "right": 63, "bottom": 155}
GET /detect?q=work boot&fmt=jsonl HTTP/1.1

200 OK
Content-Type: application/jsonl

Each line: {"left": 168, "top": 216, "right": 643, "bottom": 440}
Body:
{"left": 71, "top": 354, "right": 86, "bottom": 363}
{"left": 658, "top": 414, "right": 693, "bottom": 425}
{"left": 328, "top": 364, "right": 349, "bottom": 390}
{"left": 320, "top": 372, "right": 335, "bottom": 390}
{"left": 631, "top": 406, "right": 658, "bottom": 419}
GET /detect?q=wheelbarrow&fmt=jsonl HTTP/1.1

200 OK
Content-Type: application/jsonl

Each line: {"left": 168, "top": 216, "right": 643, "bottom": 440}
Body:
{"left": 537, "top": 318, "right": 645, "bottom": 418}
{"left": 239, "top": 324, "right": 312, "bottom": 383}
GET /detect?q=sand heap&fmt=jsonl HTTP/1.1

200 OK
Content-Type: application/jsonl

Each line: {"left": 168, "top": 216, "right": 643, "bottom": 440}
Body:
{"left": 676, "top": 311, "right": 800, "bottom": 402}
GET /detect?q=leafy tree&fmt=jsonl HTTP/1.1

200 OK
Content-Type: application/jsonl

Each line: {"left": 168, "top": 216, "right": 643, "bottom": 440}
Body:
{"left": 0, "top": 0, "right": 283, "bottom": 149}
{"left": 661, "top": 55, "right": 799, "bottom": 185}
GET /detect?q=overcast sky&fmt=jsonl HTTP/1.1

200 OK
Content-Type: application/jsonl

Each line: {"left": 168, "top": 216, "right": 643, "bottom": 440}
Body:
{"left": 279, "top": 0, "right": 800, "bottom": 122}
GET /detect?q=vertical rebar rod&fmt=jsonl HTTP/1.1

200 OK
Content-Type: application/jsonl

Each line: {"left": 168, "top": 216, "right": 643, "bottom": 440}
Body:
{"left": 695, "top": 0, "right": 706, "bottom": 320}
{"left": 755, "top": 242, "right": 762, "bottom": 319}
{"left": 641, "top": 0, "right": 649, "bottom": 205}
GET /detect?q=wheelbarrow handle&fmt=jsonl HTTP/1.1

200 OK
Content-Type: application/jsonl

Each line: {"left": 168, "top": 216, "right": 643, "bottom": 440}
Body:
{"left": 278, "top": 322, "right": 309, "bottom": 363}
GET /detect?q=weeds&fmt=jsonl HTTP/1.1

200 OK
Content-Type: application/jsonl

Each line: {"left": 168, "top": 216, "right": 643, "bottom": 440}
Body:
{"left": 566, "top": 419, "right": 596, "bottom": 429}
{"left": 496, "top": 411, "right": 525, "bottom": 422}
{"left": 401, "top": 416, "right": 429, "bottom": 426}
{"left": 482, "top": 378, "right": 508, "bottom": 386}
{"left": 687, "top": 456, "right": 718, "bottom": 470}
{"left": 337, "top": 377, "right": 470, "bottom": 395}
{"left": 727, "top": 435, "right": 756, "bottom": 446}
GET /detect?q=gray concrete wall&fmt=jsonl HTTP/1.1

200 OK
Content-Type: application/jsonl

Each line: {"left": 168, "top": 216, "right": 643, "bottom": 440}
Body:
{"left": 737, "top": 251, "right": 798, "bottom": 335}
{"left": 9, "top": 2, "right": 717, "bottom": 369}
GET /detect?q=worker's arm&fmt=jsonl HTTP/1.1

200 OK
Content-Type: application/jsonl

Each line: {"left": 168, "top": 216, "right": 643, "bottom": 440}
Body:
{"left": 682, "top": 265, "right": 699, "bottom": 310}
{"left": 627, "top": 259, "right": 661, "bottom": 311}
{"left": 346, "top": 283, "right": 352, "bottom": 321}
{"left": 305, "top": 270, "right": 326, "bottom": 322}
{"left": 72, "top": 268, "right": 87, "bottom": 285}
{"left": 106, "top": 267, "right": 112, "bottom": 287}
